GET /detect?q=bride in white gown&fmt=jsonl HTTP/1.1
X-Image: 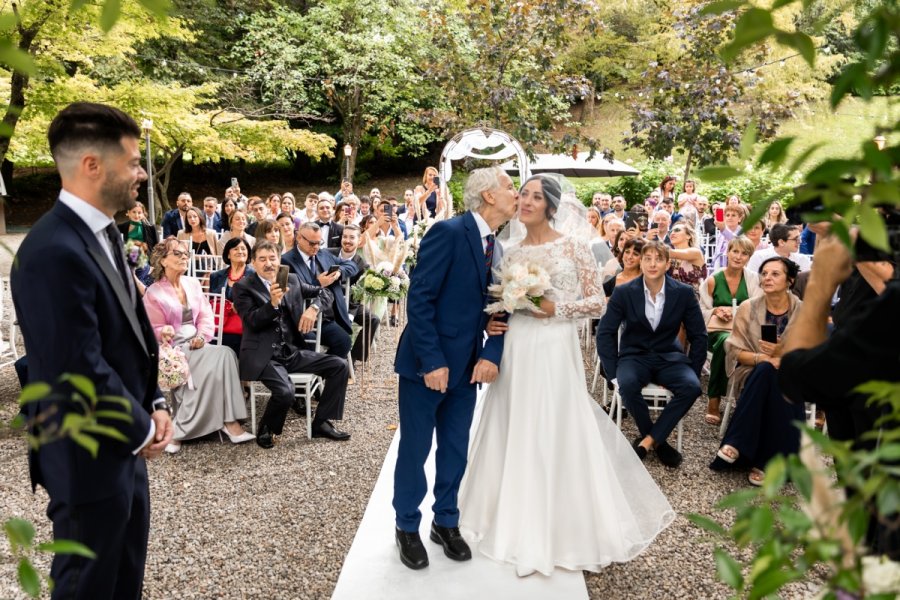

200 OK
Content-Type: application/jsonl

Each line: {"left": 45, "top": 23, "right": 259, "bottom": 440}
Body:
{"left": 458, "top": 174, "right": 675, "bottom": 577}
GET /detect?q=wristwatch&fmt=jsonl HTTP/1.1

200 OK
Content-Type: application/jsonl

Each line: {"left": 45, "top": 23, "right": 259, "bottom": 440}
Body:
{"left": 152, "top": 399, "right": 173, "bottom": 416}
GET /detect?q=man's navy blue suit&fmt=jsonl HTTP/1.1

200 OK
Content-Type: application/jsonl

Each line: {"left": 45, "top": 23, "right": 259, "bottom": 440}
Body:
{"left": 596, "top": 275, "right": 707, "bottom": 444}
{"left": 281, "top": 245, "right": 358, "bottom": 359}
{"left": 161, "top": 208, "right": 184, "bottom": 238}
{"left": 12, "top": 201, "right": 162, "bottom": 600}
{"left": 393, "top": 211, "right": 503, "bottom": 532}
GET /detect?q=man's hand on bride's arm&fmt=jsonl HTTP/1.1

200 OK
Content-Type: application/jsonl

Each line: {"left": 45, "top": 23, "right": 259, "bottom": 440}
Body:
{"left": 470, "top": 359, "right": 499, "bottom": 384}
{"left": 424, "top": 367, "right": 449, "bottom": 394}
{"left": 486, "top": 313, "right": 509, "bottom": 336}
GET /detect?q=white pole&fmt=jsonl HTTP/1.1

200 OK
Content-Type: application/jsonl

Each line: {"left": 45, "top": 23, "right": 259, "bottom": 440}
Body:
{"left": 142, "top": 119, "right": 155, "bottom": 225}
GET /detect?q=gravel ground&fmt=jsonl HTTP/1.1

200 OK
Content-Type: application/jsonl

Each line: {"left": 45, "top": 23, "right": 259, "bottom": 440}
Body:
{"left": 0, "top": 230, "right": 827, "bottom": 599}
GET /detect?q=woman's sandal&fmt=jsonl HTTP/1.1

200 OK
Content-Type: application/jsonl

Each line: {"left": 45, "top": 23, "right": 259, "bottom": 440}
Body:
{"left": 709, "top": 444, "right": 739, "bottom": 471}
{"left": 748, "top": 468, "right": 765, "bottom": 487}
{"left": 705, "top": 399, "right": 721, "bottom": 425}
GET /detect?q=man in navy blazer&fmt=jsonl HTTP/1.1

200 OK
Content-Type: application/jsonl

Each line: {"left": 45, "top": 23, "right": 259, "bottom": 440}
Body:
{"left": 392, "top": 167, "right": 517, "bottom": 570}
{"left": 11, "top": 103, "right": 173, "bottom": 599}
{"left": 282, "top": 221, "right": 359, "bottom": 359}
{"left": 161, "top": 191, "right": 192, "bottom": 238}
{"left": 202, "top": 196, "right": 223, "bottom": 232}
{"left": 597, "top": 240, "right": 706, "bottom": 468}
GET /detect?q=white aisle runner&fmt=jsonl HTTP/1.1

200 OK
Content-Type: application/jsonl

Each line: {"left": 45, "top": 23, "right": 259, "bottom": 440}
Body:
{"left": 332, "top": 393, "right": 589, "bottom": 600}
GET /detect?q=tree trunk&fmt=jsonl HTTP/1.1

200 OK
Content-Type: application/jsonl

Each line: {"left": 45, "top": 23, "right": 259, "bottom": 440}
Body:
{"left": 683, "top": 147, "right": 693, "bottom": 182}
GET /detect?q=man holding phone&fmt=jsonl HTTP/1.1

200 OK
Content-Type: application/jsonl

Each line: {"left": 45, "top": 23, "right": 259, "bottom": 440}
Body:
{"left": 232, "top": 241, "right": 351, "bottom": 446}
{"left": 282, "top": 222, "right": 359, "bottom": 361}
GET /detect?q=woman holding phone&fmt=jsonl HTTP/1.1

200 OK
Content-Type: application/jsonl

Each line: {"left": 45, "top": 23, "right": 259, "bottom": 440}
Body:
{"left": 709, "top": 256, "right": 803, "bottom": 486}
{"left": 421, "top": 166, "right": 445, "bottom": 218}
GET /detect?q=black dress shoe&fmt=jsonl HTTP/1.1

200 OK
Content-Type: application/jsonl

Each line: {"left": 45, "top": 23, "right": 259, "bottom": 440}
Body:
{"left": 311, "top": 420, "right": 351, "bottom": 441}
{"left": 256, "top": 422, "right": 275, "bottom": 449}
{"left": 656, "top": 441, "right": 683, "bottom": 468}
{"left": 429, "top": 523, "right": 471, "bottom": 561}
{"left": 632, "top": 437, "right": 647, "bottom": 461}
{"left": 396, "top": 528, "right": 429, "bottom": 570}
{"left": 291, "top": 398, "right": 307, "bottom": 415}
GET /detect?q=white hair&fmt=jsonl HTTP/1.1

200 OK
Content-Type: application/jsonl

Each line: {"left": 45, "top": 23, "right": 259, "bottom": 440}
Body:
{"left": 463, "top": 167, "right": 507, "bottom": 212}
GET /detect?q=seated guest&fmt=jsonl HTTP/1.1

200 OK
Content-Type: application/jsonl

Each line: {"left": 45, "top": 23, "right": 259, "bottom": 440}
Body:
{"left": 282, "top": 222, "right": 359, "bottom": 359}
{"left": 246, "top": 197, "right": 269, "bottom": 237}
{"left": 217, "top": 209, "right": 256, "bottom": 255}
{"left": 699, "top": 236, "right": 760, "bottom": 425}
{"left": 177, "top": 206, "right": 218, "bottom": 256}
{"left": 209, "top": 237, "right": 254, "bottom": 358}
{"left": 118, "top": 200, "right": 158, "bottom": 288}
{"left": 299, "top": 192, "right": 318, "bottom": 224}
{"left": 666, "top": 222, "right": 706, "bottom": 298}
{"left": 232, "top": 241, "right": 351, "bottom": 446}
{"left": 255, "top": 219, "right": 282, "bottom": 249}
{"left": 276, "top": 211, "right": 297, "bottom": 254}
{"left": 597, "top": 240, "right": 707, "bottom": 468}
{"left": 747, "top": 223, "right": 811, "bottom": 273}
{"left": 281, "top": 192, "right": 303, "bottom": 226}
{"left": 162, "top": 191, "right": 191, "bottom": 238}
{"left": 202, "top": 196, "right": 222, "bottom": 232}
{"left": 710, "top": 256, "right": 804, "bottom": 486}
{"left": 601, "top": 214, "right": 624, "bottom": 250}
{"left": 143, "top": 238, "right": 254, "bottom": 452}
{"left": 266, "top": 193, "right": 282, "bottom": 220}
{"left": 603, "top": 236, "right": 644, "bottom": 297}
{"left": 744, "top": 220, "right": 768, "bottom": 251}
{"left": 313, "top": 197, "right": 344, "bottom": 249}
{"left": 330, "top": 224, "right": 380, "bottom": 361}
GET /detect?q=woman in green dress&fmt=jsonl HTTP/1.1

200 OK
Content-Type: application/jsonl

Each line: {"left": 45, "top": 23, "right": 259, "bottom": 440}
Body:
{"left": 699, "top": 236, "right": 760, "bottom": 424}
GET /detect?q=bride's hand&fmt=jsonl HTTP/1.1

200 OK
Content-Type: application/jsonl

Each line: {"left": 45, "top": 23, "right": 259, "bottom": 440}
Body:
{"left": 470, "top": 359, "right": 499, "bottom": 384}
{"left": 530, "top": 298, "right": 556, "bottom": 319}
{"left": 486, "top": 313, "right": 508, "bottom": 336}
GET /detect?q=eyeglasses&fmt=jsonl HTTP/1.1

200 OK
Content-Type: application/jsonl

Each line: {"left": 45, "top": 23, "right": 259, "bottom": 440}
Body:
{"left": 168, "top": 250, "right": 189, "bottom": 258}
{"left": 787, "top": 236, "right": 801, "bottom": 242}
{"left": 299, "top": 234, "right": 323, "bottom": 247}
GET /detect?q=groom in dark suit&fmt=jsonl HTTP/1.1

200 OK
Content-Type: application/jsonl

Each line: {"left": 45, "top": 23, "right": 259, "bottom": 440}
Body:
{"left": 11, "top": 102, "right": 174, "bottom": 599}
{"left": 597, "top": 240, "right": 706, "bottom": 468}
{"left": 392, "top": 167, "right": 517, "bottom": 570}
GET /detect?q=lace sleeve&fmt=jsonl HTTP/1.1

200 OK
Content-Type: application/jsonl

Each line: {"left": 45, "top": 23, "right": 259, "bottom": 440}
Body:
{"left": 556, "top": 239, "right": 606, "bottom": 319}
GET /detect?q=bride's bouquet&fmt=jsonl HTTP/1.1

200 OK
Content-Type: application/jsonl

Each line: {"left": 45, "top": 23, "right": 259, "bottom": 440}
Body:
{"left": 484, "top": 260, "right": 551, "bottom": 314}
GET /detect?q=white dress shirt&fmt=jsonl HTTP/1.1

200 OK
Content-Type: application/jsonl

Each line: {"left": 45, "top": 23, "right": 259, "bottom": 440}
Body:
{"left": 643, "top": 279, "right": 666, "bottom": 331}
{"left": 747, "top": 247, "right": 811, "bottom": 274}
{"left": 471, "top": 211, "right": 493, "bottom": 252}
{"left": 58, "top": 189, "right": 156, "bottom": 453}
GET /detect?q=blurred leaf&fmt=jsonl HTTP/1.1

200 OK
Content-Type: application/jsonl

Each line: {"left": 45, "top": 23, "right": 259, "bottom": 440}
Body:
{"left": 60, "top": 413, "right": 87, "bottom": 437}
{"left": 756, "top": 138, "right": 794, "bottom": 170}
{"left": 858, "top": 204, "right": 889, "bottom": 251}
{"left": 97, "top": 396, "right": 133, "bottom": 413}
{"left": 714, "top": 548, "right": 744, "bottom": 589}
{"left": 717, "top": 488, "right": 761, "bottom": 509}
{"left": 739, "top": 119, "right": 757, "bottom": 160}
{"left": 876, "top": 484, "right": 900, "bottom": 516}
{"left": 99, "top": 0, "right": 122, "bottom": 32}
{"left": 863, "top": 142, "right": 893, "bottom": 179}
{"left": 830, "top": 63, "right": 868, "bottom": 109}
{"left": 94, "top": 409, "right": 134, "bottom": 423}
{"left": 59, "top": 374, "right": 96, "bottom": 404}
{"left": 743, "top": 196, "right": 772, "bottom": 229}
{"left": 17, "top": 559, "right": 40, "bottom": 598}
{"left": 787, "top": 455, "right": 812, "bottom": 501}
{"left": 700, "top": 0, "right": 745, "bottom": 15}
{"left": 847, "top": 505, "right": 870, "bottom": 544}
{"left": 36, "top": 540, "right": 96, "bottom": 558}
{"left": 69, "top": 0, "right": 90, "bottom": 10}
{"left": 750, "top": 567, "right": 797, "bottom": 599}
{"left": 722, "top": 8, "right": 775, "bottom": 61}
{"left": 695, "top": 166, "right": 742, "bottom": 181}
{"left": 70, "top": 432, "right": 99, "bottom": 458}
{"left": 4, "top": 518, "right": 36, "bottom": 549}
{"left": 868, "top": 182, "right": 900, "bottom": 206}
{"left": 788, "top": 143, "right": 825, "bottom": 175}
{"left": 763, "top": 455, "right": 787, "bottom": 497}
{"left": 748, "top": 506, "right": 774, "bottom": 541}
{"left": 0, "top": 41, "right": 37, "bottom": 76}
{"left": 806, "top": 159, "right": 861, "bottom": 184}
{"left": 138, "top": 0, "right": 172, "bottom": 18}
{"left": 876, "top": 443, "right": 900, "bottom": 462}
{"left": 81, "top": 423, "right": 129, "bottom": 443}
{"left": 685, "top": 513, "right": 727, "bottom": 536}
{"left": 774, "top": 31, "right": 815, "bottom": 67}
{"left": 10, "top": 413, "right": 25, "bottom": 429}
{"left": 18, "top": 383, "right": 51, "bottom": 405}
{"left": 771, "top": 0, "right": 798, "bottom": 8}
{"left": 779, "top": 506, "right": 812, "bottom": 534}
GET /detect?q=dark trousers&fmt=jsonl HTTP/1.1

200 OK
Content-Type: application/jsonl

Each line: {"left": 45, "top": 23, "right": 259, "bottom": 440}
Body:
{"left": 393, "top": 376, "right": 476, "bottom": 532}
{"left": 721, "top": 362, "right": 805, "bottom": 469}
{"left": 350, "top": 306, "right": 380, "bottom": 362}
{"left": 312, "top": 319, "right": 352, "bottom": 359}
{"left": 258, "top": 350, "right": 349, "bottom": 434}
{"left": 617, "top": 354, "right": 701, "bottom": 444}
{"left": 220, "top": 332, "right": 242, "bottom": 359}
{"left": 47, "top": 459, "right": 149, "bottom": 600}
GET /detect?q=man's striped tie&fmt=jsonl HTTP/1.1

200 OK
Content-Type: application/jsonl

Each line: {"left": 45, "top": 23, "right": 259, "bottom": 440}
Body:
{"left": 484, "top": 234, "right": 494, "bottom": 286}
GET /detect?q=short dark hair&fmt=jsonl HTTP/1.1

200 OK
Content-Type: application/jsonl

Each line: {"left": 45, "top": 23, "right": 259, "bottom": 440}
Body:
{"left": 343, "top": 223, "right": 361, "bottom": 234}
{"left": 249, "top": 196, "right": 265, "bottom": 208}
{"left": 251, "top": 240, "right": 280, "bottom": 261}
{"left": 769, "top": 223, "right": 795, "bottom": 246}
{"left": 758, "top": 255, "right": 800, "bottom": 286}
{"left": 221, "top": 237, "right": 252, "bottom": 266}
{"left": 641, "top": 240, "right": 670, "bottom": 262}
{"left": 48, "top": 102, "right": 140, "bottom": 164}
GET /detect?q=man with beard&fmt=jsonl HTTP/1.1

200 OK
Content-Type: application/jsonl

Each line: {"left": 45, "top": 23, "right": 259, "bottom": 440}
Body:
{"left": 11, "top": 102, "right": 174, "bottom": 599}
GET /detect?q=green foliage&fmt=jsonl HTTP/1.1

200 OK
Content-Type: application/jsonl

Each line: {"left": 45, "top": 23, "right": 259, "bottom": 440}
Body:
{"left": 692, "top": 385, "right": 900, "bottom": 598}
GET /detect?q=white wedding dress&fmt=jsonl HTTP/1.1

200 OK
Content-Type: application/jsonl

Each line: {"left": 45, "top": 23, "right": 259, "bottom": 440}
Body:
{"left": 458, "top": 236, "right": 675, "bottom": 576}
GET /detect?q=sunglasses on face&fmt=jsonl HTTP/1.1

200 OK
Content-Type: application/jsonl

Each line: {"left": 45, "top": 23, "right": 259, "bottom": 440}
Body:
{"left": 168, "top": 250, "right": 189, "bottom": 258}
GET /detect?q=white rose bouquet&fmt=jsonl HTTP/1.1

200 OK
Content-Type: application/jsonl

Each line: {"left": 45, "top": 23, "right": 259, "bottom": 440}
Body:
{"left": 484, "top": 260, "right": 552, "bottom": 314}
{"left": 351, "top": 260, "right": 410, "bottom": 301}
{"left": 158, "top": 340, "right": 190, "bottom": 391}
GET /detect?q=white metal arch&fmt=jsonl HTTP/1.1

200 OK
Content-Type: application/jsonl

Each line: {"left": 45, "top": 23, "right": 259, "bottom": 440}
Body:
{"left": 437, "top": 127, "right": 530, "bottom": 218}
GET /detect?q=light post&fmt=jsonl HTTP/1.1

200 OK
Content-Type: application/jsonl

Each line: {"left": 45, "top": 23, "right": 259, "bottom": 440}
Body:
{"left": 344, "top": 143, "right": 352, "bottom": 182}
{"left": 142, "top": 119, "right": 155, "bottom": 225}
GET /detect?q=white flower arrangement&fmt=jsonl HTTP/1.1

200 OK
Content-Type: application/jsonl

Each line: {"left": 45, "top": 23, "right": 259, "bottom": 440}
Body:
{"left": 352, "top": 261, "right": 410, "bottom": 301}
{"left": 484, "top": 260, "right": 552, "bottom": 314}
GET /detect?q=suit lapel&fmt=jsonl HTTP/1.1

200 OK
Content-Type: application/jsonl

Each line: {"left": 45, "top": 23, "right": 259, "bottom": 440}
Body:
{"left": 55, "top": 203, "right": 149, "bottom": 356}
{"left": 630, "top": 277, "right": 653, "bottom": 330}
{"left": 463, "top": 212, "right": 487, "bottom": 286}
{"left": 658, "top": 276, "right": 679, "bottom": 328}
